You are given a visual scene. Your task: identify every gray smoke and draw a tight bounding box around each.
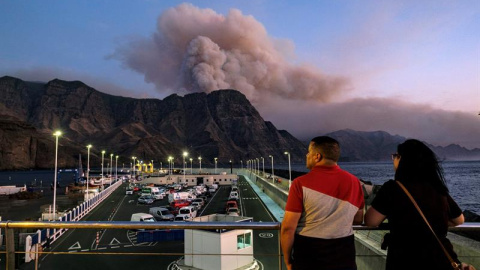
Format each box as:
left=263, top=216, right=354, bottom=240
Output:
left=112, top=3, right=350, bottom=102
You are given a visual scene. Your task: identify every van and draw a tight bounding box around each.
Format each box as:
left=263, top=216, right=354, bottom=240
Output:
left=130, top=213, right=155, bottom=222
left=149, top=207, right=174, bottom=221
left=178, top=206, right=197, bottom=219
left=168, top=192, right=196, bottom=203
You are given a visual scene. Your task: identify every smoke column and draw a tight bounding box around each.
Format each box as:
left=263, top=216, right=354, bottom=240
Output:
left=113, top=3, right=350, bottom=102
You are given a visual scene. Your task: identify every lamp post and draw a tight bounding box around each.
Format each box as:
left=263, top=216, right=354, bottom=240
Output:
left=183, top=152, right=188, bottom=182
left=198, top=157, right=202, bottom=173
left=110, top=153, right=113, bottom=183
left=52, top=130, right=62, bottom=220
left=101, top=150, right=106, bottom=188
left=269, top=155, right=274, bottom=183
left=132, top=156, right=136, bottom=178
left=285, top=151, right=291, bottom=189
left=240, top=160, right=243, bottom=170
left=116, top=155, right=119, bottom=182
left=190, top=158, right=193, bottom=174
left=168, top=156, right=173, bottom=175
left=261, top=157, right=264, bottom=176
left=214, top=157, right=218, bottom=174
left=255, top=158, right=259, bottom=175
left=86, top=144, right=92, bottom=199
left=229, top=160, right=232, bottom=174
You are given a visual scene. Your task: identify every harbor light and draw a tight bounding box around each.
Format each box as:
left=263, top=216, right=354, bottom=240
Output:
left=190, top=158, right=193, bottom=174
left=198, top=157, right=202, bottom=173
left=86, top=144, right=92, bottom=199
left=183, top=152, right=188, bottom=182
left=269, top=155, right=274, bottom=184
left=101, top=150, right=106, bottom=188
left=285, top=151, right=291, bottom=189
left=110, top=153, right=113, bottom=184
left=52, top=130, right=62, bottom=220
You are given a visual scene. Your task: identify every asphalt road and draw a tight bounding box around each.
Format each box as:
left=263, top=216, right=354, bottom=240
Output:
left=21, top=175, right=282, bottom=270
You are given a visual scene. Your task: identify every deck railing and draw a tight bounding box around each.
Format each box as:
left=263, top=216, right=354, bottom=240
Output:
left=1, top=221, right=479, bottom=270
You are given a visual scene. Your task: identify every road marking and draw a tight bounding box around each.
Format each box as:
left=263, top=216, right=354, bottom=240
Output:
left=68, top=242, right=81, bottom=250
left=81, top=249, right=89, bottom=252
left=111, top=246, right=120, bottom=249
left=109, top=238, right=121, bottom=245
left=68, top=250, right=78, bottom=253
left=98, top=247, right=107, bottom=250
left=124, top=245, right=133, bottom=247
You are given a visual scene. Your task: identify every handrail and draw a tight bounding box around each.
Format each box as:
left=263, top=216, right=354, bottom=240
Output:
left=1, top=221, right=479, bottom=231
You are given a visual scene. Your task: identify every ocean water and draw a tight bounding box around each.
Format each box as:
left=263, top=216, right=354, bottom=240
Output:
left=275, top=161, right=480, bottom=215
left=1, top=161, right=479, bottom=214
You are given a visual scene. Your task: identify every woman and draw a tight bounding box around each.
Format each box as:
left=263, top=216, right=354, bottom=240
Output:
left=365, top=139, right=475, bottom=270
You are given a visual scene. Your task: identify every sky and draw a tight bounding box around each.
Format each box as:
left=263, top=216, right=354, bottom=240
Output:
left=1, top=1, right=479, bottom=149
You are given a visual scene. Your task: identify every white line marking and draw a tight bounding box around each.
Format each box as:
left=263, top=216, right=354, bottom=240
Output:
left=98, top=247, right=107, bottom=250
left=68, top=242, right=81, bottom=250
left=111, top=246, right=120, bottom=249
left=81, top=249, right=89, bottom=252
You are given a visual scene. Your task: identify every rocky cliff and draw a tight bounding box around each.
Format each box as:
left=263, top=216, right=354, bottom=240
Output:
left=0, top=76, right=307, bottom=170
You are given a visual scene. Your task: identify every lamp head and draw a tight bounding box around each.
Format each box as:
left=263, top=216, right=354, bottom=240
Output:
left=53, top=130, right=62, bottom=137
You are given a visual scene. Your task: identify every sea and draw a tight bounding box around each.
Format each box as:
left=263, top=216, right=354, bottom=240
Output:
left=274, top=160, right=480, bottom=215
left=0, top=161, right=479, bottom=215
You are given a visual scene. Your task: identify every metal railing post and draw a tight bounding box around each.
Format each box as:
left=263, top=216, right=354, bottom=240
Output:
left=6, top=227, right=15, bottom=270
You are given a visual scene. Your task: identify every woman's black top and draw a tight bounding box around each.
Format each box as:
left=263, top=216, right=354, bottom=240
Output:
left=371, top=180, right=462, bottom=270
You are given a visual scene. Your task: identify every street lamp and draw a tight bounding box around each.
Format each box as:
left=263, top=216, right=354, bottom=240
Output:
left=183, top=152, right=188, bottom=182
left=190, top=158, right=193, bottom=174
left=110, top=153, right=113, bottom=183
left=101, top=150, right=106, bottom=188
left=52, top=130, right=62, bottom=220
left=269, top=155, right=274, bottom=183
left=229, top=159, right=232, bottom=174
left=240, top=160, right=243, bottom=169
left=214, top=157, right=218, bottom=174
left=116, top=155, right=119, bottom=182
left=86, top=144, right=92, bottom=200
left=168, top=156, right=173, bottom=175
left=285, top=151, right=291, bottom=189
left=256, top=158, right=259, bottom=175
left=198, top=157, right=202, bottom=173
left=132, top=156, right=136, bottom=178
left=261, top=157, right=264, bottom=176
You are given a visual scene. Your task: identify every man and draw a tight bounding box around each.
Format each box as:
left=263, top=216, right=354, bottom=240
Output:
left=281, top=136, right=364, bottom=270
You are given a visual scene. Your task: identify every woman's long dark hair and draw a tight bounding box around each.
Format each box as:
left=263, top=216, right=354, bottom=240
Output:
left=394, top=139, right=449, bottom=195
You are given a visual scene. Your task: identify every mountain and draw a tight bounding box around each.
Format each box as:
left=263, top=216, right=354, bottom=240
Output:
left=0, top=76, right=307, bottom=170
left=325, top=129, right=480, bottom=161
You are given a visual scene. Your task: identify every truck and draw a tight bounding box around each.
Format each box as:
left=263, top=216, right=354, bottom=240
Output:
left=168, top=192, right=196, bottom=203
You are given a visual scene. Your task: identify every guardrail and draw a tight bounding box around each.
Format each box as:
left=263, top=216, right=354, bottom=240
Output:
left=1, top=221, right=479, bottom=270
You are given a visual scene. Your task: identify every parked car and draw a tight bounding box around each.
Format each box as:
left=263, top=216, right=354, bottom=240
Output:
left=138, top=195, right=155, bottom=204
left=228, top=191, right=239, bottom=200
left=149, top=207, right=174, bottom=221
left=178, top=206, right=197, bottom=219
left=174, top=214, right=190, bottom=222
left=192, top=198, right=205, bottom=207
left=191, top=201, right=202, bottom=210
left=225, top=200, right=238, bottom=212
left=227, top=207, right=240, bottom=216
left=126, top=188, right=134, bottom=195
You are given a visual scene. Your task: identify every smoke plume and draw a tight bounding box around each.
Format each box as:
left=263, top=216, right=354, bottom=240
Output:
left=112, top=3, right=350, bottom=102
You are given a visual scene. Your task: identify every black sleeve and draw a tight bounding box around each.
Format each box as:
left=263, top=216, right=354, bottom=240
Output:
left=447, top=194, right=462, bottom=219
left=371, top=180, right=394, bottom=216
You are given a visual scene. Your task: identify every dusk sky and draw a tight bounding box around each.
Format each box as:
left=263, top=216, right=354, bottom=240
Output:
left=1, top=1, right=479, bottom=148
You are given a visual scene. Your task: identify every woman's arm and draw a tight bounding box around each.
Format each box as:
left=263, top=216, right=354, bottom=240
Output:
left=448, top=213, right=464, bottom=227
left=365, top=206, right=386, bottom=227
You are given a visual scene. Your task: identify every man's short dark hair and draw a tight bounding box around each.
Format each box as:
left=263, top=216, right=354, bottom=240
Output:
left=311, top=136, right=340, bottom=162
